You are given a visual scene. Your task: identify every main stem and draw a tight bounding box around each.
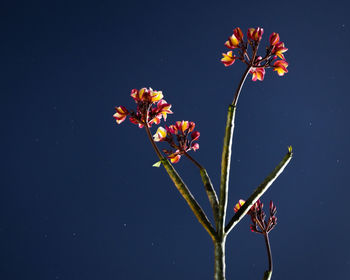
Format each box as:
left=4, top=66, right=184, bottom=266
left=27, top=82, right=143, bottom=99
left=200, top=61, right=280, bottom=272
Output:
left=218, top=66, right=251, bottom=234
left=214, top=237, right=226, bottom=280
left=216, top=66, right=251, bottom=280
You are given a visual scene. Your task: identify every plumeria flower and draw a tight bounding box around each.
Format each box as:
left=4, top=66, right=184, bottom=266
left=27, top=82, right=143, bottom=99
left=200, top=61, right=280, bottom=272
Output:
left=225, top=27, right=244, bottom=49
left=247, top=27, right=264, bottom=43
left=156, top=99, right=172, bottom=121
left=168, top=152, right=181, bottom=164
left=148, top=99, right=173, bottom=126
left=221, top=51, right=236, bottom=67
left=153, top=120, right=200, bottom=163
left=114, top=87, right=173, bottom=128
left=113, top=106, right=129, bottom=124
left=130, top=87, right=163, bottom=103
left=250, top=67, right=265, bottom=81
left=221, top=27, right=289, bottom=80
left=269, top=32, right=280, bottom=46
left=233, top=27, right=244, bottom=42
left=153, top=126, right=167, bottom=142
left=269, top=32, right=288, bottom=59
left=272, top=42, right=288, bottom=59
left=273, top=60, right=288, bottom=76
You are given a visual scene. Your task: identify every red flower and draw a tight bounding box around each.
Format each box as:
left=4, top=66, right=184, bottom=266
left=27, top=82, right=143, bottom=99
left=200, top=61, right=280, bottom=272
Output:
left=220, top=27, right=289, bottom=81
left=221, top=51, right=236, bottom=67
left=168, top=152, right=181, bottom=164
left=247, top=27, right=264, bottom=43
left=191, top=142, right=199, bottom=151
left=191, top=131, right=200, bottom=141
left=153, top=120, right=200, bottom=163
left=225, top=27, right=244, bottom=49
left=130, top=87, right=163, bottom=104
left=113, top=106, right=129, bottom=124
left=273, top=60, right=288, bottom=76
left=269, top=32, right=280, bottom=46
left=272, top=42, right=288, bottom=59
left=250, top=67, right=265, bottom=81
left=233, top=27, right=244, bottom=42
left=114, top=88, right=172, bottom=128
left=149, top=99, right=173, bottom=126
left=153, top=126, right=167, bottom=142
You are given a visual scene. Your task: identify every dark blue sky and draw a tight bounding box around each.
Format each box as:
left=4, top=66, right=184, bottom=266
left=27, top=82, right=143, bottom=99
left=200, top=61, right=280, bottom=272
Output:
left=2, top=0, right=350, bottom=279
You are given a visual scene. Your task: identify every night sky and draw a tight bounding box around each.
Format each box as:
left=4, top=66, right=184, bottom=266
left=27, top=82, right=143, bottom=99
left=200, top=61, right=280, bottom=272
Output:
left=2, top=0, right=350, bottom=279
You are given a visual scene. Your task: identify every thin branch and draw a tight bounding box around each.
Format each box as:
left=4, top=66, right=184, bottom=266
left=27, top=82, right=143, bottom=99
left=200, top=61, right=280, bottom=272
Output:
left=184, top=152, right=219, bottom=227
left=184, top=151, right=203, bottom=169
left=225, top=149, right=292, bottom=235
left=160, top=158, right=217, bottom=240
left=200, top=168, right=219, bottom=227
left=232, top=65, right=252, bottom=106
left=264, top=233, right=273, bottom=272
left=144, top=125, right=217, bottom=240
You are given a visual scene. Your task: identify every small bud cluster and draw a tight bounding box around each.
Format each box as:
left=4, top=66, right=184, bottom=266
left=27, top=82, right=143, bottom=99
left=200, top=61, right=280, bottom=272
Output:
left=234, top=199, right=277, bottom=234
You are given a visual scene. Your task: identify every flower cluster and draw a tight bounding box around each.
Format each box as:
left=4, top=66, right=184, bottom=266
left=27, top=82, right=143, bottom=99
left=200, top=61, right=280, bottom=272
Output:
left=221, top=27, right=288, bottom=81
left=113, top=88, right=172, bottom=128
left=153, top=121, right=200, bottom=163
left=114, top=89, right=201, bottom=164
left=234, top=199, right=277, bottom=234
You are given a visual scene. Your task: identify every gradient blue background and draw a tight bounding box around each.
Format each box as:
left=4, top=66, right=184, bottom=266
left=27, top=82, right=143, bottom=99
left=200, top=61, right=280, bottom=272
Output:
left=2, top=0, right=350, bottom=279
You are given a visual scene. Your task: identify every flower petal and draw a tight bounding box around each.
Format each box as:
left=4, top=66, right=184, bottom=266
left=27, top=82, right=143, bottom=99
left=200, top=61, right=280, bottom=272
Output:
left=113, top=106, right=129, bottom=124
left=221, top=51, right=236, bottom=67
left=153, top=126, right=167, bottom=142
left=168, top=153, right=181, bottom=163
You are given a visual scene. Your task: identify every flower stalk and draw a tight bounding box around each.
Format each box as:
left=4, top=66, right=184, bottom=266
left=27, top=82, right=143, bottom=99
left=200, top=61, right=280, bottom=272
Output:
left=264, top=233, right=273, bottom=273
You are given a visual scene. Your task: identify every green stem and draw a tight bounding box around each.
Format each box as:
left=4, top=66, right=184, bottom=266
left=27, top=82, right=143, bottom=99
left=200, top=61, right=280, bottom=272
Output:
left=200, top=168, right=219, bottom=227
left=218, top=66, right=251, bottom=237
left=217, top=104, right=236, bottom=236
left=184, top=152, right=219, bottom=227
left=225, top=148, right=293, bottom=234
left=144, top=125, right=217, bottom=240
left=262, top=270, right=272, bottom=280
left=160, top=158, right=217, bottom=240
left=214, top=238, right=226, bottom=280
